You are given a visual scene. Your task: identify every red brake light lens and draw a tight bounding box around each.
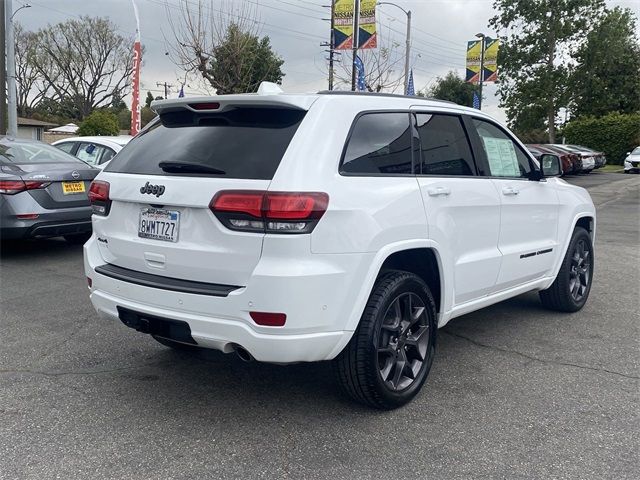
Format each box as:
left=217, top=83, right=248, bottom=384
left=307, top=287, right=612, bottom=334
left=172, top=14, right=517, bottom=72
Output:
left=210, top=191, right=329, bottom=234
left=190, top=102, right=220, bottom=111
left=211, top=191, right=264, bottom=218
left=0, top=180, right=50, bottom=195
left=89, top=180, right=111, bottom=216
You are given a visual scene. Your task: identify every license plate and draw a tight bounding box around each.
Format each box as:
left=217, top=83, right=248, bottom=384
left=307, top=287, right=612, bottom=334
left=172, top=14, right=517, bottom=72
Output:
left=62, top=181, right=85, bottom=195
left=138, top=208, right=180, bottom=243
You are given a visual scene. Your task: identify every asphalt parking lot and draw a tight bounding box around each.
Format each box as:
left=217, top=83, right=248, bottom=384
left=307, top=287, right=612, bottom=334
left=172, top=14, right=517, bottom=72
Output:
left=1, top=172, right=638, bottom=479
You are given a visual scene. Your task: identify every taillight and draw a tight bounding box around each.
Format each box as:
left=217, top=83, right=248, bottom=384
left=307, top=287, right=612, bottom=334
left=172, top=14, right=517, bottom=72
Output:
left=0, top=180, right=50, bottom=195
left=89, top=180, right=111, bottom=216
left=210, top=191, right=329, bottom=234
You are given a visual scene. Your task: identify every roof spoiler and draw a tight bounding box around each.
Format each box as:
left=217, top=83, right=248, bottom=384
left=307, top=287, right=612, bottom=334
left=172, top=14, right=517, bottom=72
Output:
left=151, top=82, right=316, bottom=115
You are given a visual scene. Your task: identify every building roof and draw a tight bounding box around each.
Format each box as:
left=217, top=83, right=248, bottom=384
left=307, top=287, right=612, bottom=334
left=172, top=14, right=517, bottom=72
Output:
left=17, top=117, right=58, bottom=127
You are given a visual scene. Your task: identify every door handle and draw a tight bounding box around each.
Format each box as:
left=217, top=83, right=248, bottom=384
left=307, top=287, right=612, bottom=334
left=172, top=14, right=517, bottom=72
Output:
left=502, top=186, right=519, bottom=196
left=427, top=186, right=451, bottom=197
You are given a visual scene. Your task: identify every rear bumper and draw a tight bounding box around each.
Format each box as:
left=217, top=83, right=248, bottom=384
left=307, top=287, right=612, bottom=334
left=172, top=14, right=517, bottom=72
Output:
left=0, top=218, right=92, bottom=239
left=84, top=235, right=373, bottom=363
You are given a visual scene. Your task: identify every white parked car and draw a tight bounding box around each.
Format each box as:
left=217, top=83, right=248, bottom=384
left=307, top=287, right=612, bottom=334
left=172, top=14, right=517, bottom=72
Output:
left=52, top=136, right=132, bottom=169
left=84, top=87, right=596, bottom=409
left=624, top=147, right=640, bottom=173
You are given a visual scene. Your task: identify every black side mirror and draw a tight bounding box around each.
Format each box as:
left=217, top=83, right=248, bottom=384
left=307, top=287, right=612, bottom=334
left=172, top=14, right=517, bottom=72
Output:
left=540, top=154, right=562, bottom=177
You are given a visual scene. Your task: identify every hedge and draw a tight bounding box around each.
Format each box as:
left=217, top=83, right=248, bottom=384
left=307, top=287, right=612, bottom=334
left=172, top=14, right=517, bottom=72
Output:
left=564, top=112, right=640, bottom=165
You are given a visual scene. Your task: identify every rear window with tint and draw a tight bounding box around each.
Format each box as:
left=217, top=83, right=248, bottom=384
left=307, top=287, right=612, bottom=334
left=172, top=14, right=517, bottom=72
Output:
left=106, top=107, right=306, bottom=179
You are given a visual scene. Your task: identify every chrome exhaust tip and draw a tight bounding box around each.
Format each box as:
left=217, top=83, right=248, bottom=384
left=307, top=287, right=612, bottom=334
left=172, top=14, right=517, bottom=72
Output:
left=234, top=345, right=254, bottom=362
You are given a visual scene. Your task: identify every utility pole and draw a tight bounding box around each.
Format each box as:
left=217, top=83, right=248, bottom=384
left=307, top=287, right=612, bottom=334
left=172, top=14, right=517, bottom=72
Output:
left=156, top=82, right=174, bottom=100
left=350, top=0, right=360, bottom=91
left=6, top=0, right=17, bottom=137
left=1, top=0, right=6, bottom=135
left=476, top=32, right=486, bottom=110
left=328, top=0, right=335, bottom=90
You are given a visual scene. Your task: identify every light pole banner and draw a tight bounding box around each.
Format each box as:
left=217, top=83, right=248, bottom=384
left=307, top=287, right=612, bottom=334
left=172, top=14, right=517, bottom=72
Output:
left=333, top=0, right=377, bottom=50
left=130, top=40, right=141, bottom=136
left=465, top=37, right=499, bottom=83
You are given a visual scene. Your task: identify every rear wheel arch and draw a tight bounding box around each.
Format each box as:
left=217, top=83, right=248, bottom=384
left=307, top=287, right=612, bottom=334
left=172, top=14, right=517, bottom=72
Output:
left=377, top=248, right=443, bottom=315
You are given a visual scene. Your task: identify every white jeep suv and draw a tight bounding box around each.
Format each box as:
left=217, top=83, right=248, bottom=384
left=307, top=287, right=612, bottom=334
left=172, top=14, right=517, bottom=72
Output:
left=84, top=89, right=596, bottom=409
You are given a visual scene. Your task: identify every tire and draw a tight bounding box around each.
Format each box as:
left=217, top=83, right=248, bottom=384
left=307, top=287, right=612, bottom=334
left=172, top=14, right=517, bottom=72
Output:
left=333, top=271, right=437, bottom=410
left=539, top=227, right=594, bottom=312
left=63, top=232, right=91, bottom=245
left=152, top=335, right=201, bottom=351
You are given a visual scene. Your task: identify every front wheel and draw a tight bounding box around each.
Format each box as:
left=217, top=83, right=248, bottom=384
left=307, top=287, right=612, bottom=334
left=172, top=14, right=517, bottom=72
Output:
left=333, top=271, right=437, bottom=410
left=539, top=227, right=594, bottom=312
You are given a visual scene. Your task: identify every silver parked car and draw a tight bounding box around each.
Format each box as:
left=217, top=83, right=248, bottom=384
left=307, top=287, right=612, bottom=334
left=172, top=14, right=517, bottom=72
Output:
left=624, top=147, right=640, bottom=173
left=52, top=135, right=132, bottom=169
left=0, top=137, right=99, bottom=243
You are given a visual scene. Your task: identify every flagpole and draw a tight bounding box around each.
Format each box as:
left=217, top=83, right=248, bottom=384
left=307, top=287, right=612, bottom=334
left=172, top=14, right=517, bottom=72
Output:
left=130, top=0, right=142, bottom=135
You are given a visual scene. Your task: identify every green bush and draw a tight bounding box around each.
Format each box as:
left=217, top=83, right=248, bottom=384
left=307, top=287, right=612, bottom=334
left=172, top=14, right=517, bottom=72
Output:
left=77, top=110, right=120, bottom=136
left=564, top=112, right=640, bottom=164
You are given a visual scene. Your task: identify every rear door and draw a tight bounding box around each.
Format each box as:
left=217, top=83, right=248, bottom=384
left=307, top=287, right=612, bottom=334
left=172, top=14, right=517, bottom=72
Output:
left=467, top=117, right=560, bottom=290
left=95, top=106, right=307, bottom=286
left=413, top=111, right=502, bottom=306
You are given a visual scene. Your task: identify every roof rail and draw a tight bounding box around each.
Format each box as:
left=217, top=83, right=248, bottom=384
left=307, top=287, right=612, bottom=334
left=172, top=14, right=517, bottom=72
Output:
left=316, top=90, right=458, bottom=105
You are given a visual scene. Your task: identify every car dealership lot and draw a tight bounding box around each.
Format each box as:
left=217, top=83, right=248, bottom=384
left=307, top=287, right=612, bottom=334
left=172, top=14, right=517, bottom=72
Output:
left=1, top=173, right=638, bottom=479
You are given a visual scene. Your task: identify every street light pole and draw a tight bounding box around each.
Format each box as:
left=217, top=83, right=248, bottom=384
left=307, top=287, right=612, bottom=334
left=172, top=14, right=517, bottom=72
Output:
left=377, top=2, right=411, bottom=94
left=351, top=0, right=360, bottom=91
left=1, top=0, right=6, bottom=135
left=476, top=32, right=486, bottom=110
left=6, top=0, right=17, bottom=137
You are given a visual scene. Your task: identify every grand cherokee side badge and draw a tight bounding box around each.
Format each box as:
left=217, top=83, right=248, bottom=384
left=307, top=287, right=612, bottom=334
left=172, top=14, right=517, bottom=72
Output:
left=140, top=182, right=165, bottom=197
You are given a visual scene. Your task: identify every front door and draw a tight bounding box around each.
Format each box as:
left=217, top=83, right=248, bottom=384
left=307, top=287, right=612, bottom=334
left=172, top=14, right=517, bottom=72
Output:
left=468, top=117, right=560, bottom=291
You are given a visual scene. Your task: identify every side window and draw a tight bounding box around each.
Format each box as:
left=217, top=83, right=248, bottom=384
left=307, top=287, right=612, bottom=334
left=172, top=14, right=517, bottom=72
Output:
left=76, top=143, right=105, bottom=166
left=341, top=113, right=413, bottom=175
left=472, top=119, right=532, bottom=178
left=415, top=114, right=475, bottom=175
left=100, top=148, right=116, bottom=164
left=55, top=142, right=75, bottom=154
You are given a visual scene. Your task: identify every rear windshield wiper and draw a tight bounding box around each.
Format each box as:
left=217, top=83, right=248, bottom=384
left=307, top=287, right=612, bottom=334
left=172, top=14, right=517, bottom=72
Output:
left=158, top=161, right=226, bottom=175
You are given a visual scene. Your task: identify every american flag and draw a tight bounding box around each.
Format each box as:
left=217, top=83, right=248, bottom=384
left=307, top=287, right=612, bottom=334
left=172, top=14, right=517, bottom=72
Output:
left=406, top=69, right=415, bottom=96
left=355, top=56, right=367, bottom=91
left=473, top=91, right=481, bottom=109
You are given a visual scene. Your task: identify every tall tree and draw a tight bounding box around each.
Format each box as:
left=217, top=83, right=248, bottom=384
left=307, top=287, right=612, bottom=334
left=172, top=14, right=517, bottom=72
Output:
left=490, top=0, right=605, bottom=142
left=167, top=1, right=284, bottom=94
left=570, top=7, right=640, bottom=118
left=14, top=24, right=50, bottom=116
left=426, top=71, right=479, bottom=107
left=32, top=16, right=134, bottom=118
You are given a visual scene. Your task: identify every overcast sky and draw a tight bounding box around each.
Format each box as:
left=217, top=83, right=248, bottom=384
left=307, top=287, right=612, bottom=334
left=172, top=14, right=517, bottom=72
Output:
left=14, top=0, right=640, bottom=123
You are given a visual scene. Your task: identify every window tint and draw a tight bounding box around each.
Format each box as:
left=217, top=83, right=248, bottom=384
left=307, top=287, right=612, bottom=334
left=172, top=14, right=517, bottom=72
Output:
left=472, top=119, right=532, bottom=178
left=107, top=107, right=306, bottom=179
left=341, top=113, right=413, bottom=175
left=0, top=141, right=82, bottom=164
left=415, top=114, right=475, bottom=175
left=76, top=143, right=106, bottom=166
left=55, top=142, right=75, bottom=154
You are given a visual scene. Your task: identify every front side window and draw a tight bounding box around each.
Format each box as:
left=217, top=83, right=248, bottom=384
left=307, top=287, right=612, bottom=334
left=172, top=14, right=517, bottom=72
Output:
left=472, top=119, right=532, bottom=178
left=341, top=112, right=413, bottom=175
left=415, top=114, right=475, bottom=176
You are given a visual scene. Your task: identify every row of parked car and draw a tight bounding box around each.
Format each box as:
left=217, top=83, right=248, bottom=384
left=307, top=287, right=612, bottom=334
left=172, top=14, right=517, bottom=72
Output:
left=526, top=144, right=606, bottom=175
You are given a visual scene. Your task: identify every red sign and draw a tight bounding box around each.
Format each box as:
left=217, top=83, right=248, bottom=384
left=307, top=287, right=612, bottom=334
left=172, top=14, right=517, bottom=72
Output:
left=130, top=41, right=141, bottom=136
